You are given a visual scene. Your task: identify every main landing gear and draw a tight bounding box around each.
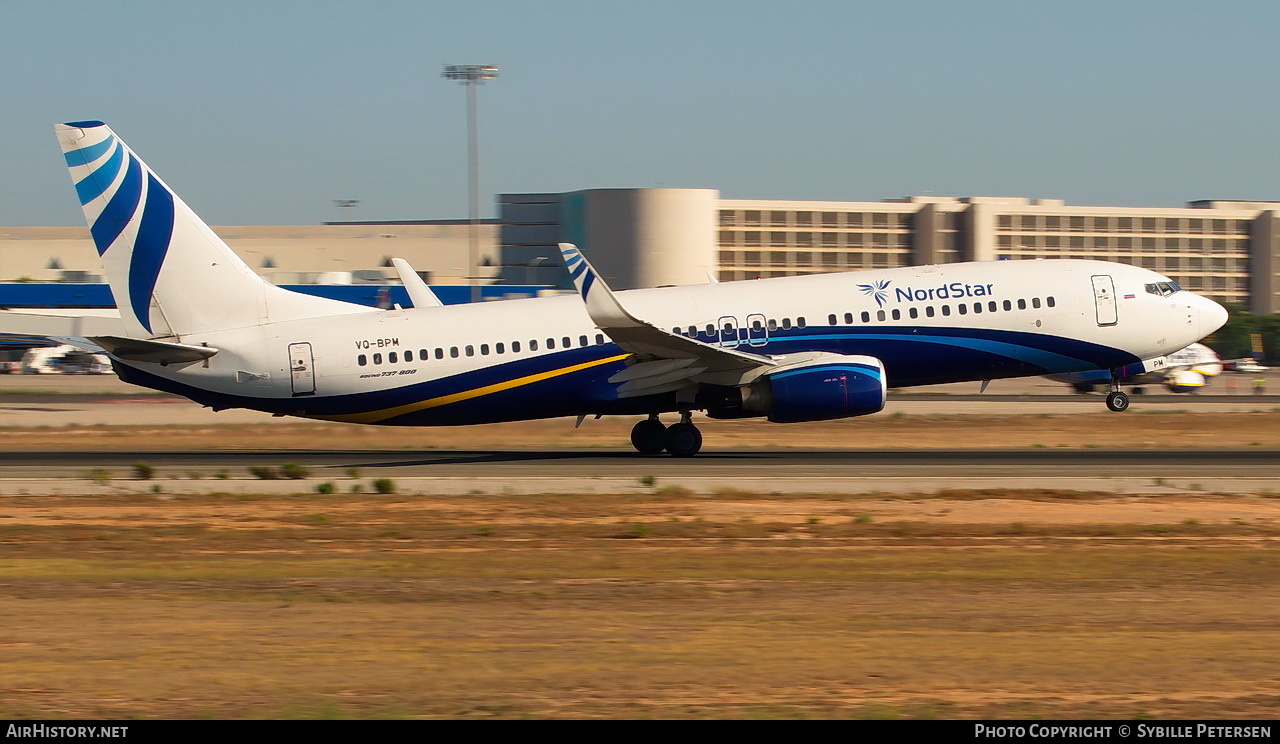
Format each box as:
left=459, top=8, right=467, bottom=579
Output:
left=1105, top=374, right=1130, bottom=413
left=630, top=413, right=703, bottom=457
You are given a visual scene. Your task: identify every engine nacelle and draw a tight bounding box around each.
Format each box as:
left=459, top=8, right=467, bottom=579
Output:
left=742, top=355, right=886, bottom=423
left=1165, top=369, right=1205, bottom=393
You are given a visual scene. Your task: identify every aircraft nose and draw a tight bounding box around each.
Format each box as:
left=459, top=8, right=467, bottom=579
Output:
left=1198, top=294, right=1229, bottom=336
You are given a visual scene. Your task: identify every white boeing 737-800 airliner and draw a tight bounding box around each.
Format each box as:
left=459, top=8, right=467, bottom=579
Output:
left=54, top=121, right=1228, bottom=456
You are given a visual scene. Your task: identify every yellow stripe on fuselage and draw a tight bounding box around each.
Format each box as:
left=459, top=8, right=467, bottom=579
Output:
left=311, top=353, right=630, bottom=424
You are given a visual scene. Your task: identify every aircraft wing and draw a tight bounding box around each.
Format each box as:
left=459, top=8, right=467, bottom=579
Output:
left=557, top=243, right=777, bottom=397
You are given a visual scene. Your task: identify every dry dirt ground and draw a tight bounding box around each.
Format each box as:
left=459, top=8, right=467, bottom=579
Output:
left=1, top=412, right=1279, bottom=719
left=2, top=487, right=1280, bottom=719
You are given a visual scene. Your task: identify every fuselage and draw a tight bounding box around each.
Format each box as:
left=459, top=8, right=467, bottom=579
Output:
left=112, top=258, right=1226, bottom=426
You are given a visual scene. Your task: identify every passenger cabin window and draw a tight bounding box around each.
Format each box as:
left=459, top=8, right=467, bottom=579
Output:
left=496, top=342, right=505, bottom=354
left=435, top=348, right=444, bottom=359
left=828, top=314, right=837, bottom=326
left=450, top=347, right=459, bottom=358
left=797, top=317, right=806, bottom=329
left=988, top=301, right=998, bottom=312
left=844, top=312, right=853, bottom=324
left=579, top=335, right=588, bottom=347
left=546, top=338, right=555, bottom=349
left=357, top=354, right=367, bottom=366
left=389, top=352, right=398, bottom=363
left=909, top=307, right=919, bottom=319
left=957, top=304, right=967, bottom=315
left=404, top=350, right=413, bottom=362
left=973, top=302, right=983, bottom=314
left=1017, top=299, right=1027, bottom=310
left=1003, top=300, right=1013, bottom=311
left=595, top=334, right=605, bottom=345
left=1031, top=298, right=1041, bottom=309
left=782, top=318, right=792, bottom=330
left=891, top=309, right=901, bottom=320
left=465, top=345, right=474, bottom=357
left=860, top=311, right=870, bottom=323
left=876, top=310, right=886, bottom=322
left=513, top=341, right=521, bottom=352
left=373, top=353, right=383, bottom=364
left=530, top=340, right=539, bottom=351
left=1046, top=297, right=1057, bottom=308
left=480, top=344, right=489, bottom=355
left=941, top=305, right=951, bottom=317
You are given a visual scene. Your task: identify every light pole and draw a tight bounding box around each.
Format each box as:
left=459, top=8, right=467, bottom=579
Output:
left=442, top=63, right=499, bottom=303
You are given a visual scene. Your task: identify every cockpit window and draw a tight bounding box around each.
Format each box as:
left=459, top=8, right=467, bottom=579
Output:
left=1144, top=282, right=1181, bottom=297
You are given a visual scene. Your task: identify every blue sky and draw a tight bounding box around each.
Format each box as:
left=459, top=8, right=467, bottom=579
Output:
left=2, top=0, right=1277, bottom=226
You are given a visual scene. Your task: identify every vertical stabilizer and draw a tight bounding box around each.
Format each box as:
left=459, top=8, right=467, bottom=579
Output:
left=55, top=121, right=367, bottom=339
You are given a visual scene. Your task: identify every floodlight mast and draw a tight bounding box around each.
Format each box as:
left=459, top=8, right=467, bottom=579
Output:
left=442, top=64, right=499, bottom=303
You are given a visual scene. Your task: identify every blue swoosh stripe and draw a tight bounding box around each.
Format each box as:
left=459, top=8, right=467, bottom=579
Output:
left=128, top=173, right=176, bottom=333
left=568, top=262, right=587, bottom=280
left=780, top=331, right=1085, bottom=371
left=74, top=141, right=125, bottom=205
left=89, top=154, right=143, bottom=255
left=580, top=270, right=596, bottom=298
left=63, top=135, right=116, bottom=167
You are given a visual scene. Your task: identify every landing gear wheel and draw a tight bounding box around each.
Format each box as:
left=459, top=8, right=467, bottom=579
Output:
left=1106, top=391, right=1130, bottom=412
left=630, top=418, right=668, bottom=455
left=664, top=422, right=703, bottom=458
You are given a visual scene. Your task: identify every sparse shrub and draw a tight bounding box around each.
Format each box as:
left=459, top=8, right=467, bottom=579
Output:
left=314, top=482, right=335, bottom=494
left=132, top=462, right=155, bottom=480
left=344, top=467, right=362, bottom=479
left=638, top=474, right=657, bottom=488
left=87, top=469, right=111, bottom=485
left=655, top=484, right=693, bottom=498
left=372, top=478, right=396, bottom=494
left=631, top=522, right=652, bottom=538
left=280, top=463, right=309, bottom=480
left=349, top=484, right=363, bottom=494
left=249, top=465, right=279, bottom=480
left=475, top=526, right=494, bottom=537
left=854, top=513, right=873, bottom=524
left=215, top=470, right=230, bottom=480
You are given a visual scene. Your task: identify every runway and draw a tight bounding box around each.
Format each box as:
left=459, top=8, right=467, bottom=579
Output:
left=7, top=447, right=1278, bottom=478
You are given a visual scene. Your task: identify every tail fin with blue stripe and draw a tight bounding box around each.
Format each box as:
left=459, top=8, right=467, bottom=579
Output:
left=55, top=121, right=366, bottom=339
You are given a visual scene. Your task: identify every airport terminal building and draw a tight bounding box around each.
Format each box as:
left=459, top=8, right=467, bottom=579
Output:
left=2, top=190, right=1278, bottom=315
left=498, top=190, right=1280, bottom=315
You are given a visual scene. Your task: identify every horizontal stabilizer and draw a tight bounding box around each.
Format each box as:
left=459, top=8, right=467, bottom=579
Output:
left=88, top=335, right=219, bottom=365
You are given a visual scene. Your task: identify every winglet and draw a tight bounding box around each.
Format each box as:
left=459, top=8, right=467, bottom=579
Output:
left=558, top=243, right=641, bottom=328
left=390, top=258, right=444, bottom=308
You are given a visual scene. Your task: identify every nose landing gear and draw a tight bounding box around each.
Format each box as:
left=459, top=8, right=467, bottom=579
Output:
left=630, top=412, right=703, bottom=457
